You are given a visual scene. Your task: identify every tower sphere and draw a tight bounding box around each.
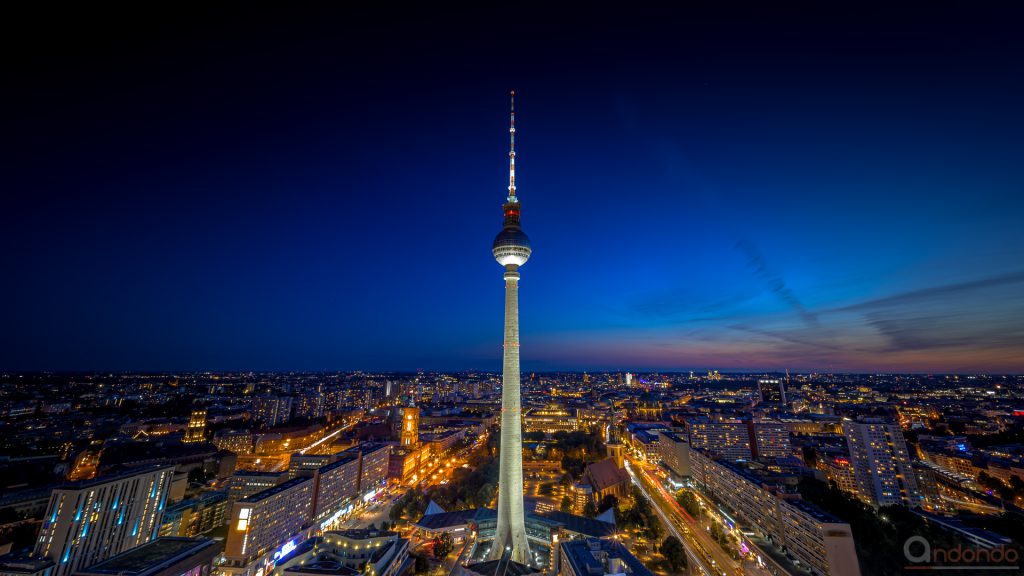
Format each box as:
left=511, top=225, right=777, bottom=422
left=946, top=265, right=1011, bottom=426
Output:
left=493, top=226, right=531, bottom=267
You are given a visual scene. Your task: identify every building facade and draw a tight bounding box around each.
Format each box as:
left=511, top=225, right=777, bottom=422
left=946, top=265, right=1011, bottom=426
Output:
left=690, top=449, right=861, bottom=576
left=842, top=418, right=920, bottom=508
left=184, top=410, right=207, bottom=444
left=35, top=466, right=174, bottom=576
left=251, top=397, right=293, bottom=428
left=686, top=417, right=752, bottom=460
left=656, top=431, right=691, bottom=477
left=222, top=477, right=315, bottom=576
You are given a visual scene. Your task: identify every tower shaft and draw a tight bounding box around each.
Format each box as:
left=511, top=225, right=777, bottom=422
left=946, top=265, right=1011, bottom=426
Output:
left=490, top=265, right=531, bottom=564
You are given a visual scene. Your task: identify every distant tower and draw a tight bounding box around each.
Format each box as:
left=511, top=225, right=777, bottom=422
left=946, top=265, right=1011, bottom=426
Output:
left=489, top=91, right=532, bottom=565
left=184, top=409, right=207, bottom=443
left=401, top=396, right=420, bottom=447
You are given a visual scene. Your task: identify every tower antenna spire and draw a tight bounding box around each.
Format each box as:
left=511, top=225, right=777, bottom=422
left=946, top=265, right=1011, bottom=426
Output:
left=508, top=90, right=516, bottom=202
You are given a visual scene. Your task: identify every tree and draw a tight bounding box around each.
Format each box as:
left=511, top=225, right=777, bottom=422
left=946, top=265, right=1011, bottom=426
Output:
left=709, top=522, right=727, bottom=545
left=434, top=531, right=454, bottom=558
left=560, top=495, right=573, bottom=513
left=583, top=500, right=599, bottom=518
left=659, top=536, right=688, bottom=573
left=597, top=494, right=618, bottom=514
left=676, top=490, right=699, bottom=517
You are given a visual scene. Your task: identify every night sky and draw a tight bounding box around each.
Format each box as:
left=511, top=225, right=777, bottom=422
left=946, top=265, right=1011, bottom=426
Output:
left=3, top=4, right=1023, bottom=373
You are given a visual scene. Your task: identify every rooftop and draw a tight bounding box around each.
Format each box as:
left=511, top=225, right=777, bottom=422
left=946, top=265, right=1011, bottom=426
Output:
left=239, top=476, right=311, bottom=503
left=77, top=538, right=219, bottom=576
left=0, top=554, right=56, bottom=574
left=318, top=455, right=358, bottom=474
left=54, top=464, right=173, bottom=491
left=583, top=458, right=629, bottom=492
left=536, top=511, right=616, bottom=538
left=561, top=538, right=653, bottom=576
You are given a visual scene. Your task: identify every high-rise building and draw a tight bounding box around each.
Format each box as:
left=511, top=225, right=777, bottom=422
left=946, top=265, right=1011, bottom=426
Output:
left=656, top=431, right=691, bottom=477
left=489, top=91, right=532, bottom=566
left=159, top=491, right=229, bottom=537
left=758, top=378, right=787, bottom=405
left=35, top=466, right=174, bottom=576
left=223, top=477, right=314, bottom=568
left=183, top=410, right=207, bottom=444
left=685, top=416, right=752, bottom=460
left=311, top=455, right=361, bottom=526
left=226, top=471, right=285, bottom=503
left=749, top=419, right=792, bottom=459
left=339, top=442, right=390, bottom=497
left=819, top=454, right=859, bottom=496
left=690, top=449, right=861, bottom=576
left=251, top=396, right=292, bottom=428
left=842, top=417, right=921, bottom=508
left=293, top=393, right=324, bottom=420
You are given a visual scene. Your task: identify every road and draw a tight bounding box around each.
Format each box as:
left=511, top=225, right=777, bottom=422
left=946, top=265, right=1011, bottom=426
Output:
left=625, top=458, right=717, bottom=576
left=627, top=456, right=773, bottom=576
left=337, top=492, right=400, bottom=530
left=299, top=420, right=357, bottom=454
left=443, top=539, right=472, bottom=576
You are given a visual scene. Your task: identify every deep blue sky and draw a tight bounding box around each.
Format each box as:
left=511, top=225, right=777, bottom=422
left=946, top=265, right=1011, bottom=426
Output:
left=3, top=4, right=1023, bottom=373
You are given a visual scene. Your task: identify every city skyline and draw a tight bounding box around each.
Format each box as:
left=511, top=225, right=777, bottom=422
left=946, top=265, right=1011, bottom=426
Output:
left=4, top=4, right=1024, bottom=373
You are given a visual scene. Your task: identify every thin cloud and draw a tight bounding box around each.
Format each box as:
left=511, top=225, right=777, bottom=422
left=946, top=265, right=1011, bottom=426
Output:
left=735, top=238, right=819, bottom=327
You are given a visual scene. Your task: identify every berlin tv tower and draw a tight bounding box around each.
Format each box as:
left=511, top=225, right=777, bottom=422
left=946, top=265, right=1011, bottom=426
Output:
left=489, top=90, right=532, bottom=565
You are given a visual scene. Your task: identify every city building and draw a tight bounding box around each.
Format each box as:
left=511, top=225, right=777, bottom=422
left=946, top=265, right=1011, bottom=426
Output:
left=227, top=471, right=285, bottom=503
left=183, top=410, right=207, bottom=444
left=558, top=538, right=652, bottom=576
left=35, top=466, right=174, bottom=576
left=488, top=91, right=532, bottom=566
left=581, top=459, right=630, bottom=504
left=656, top=431, right=690, bottom=477
left=842, top=417, right=921, bottom=508
left=74, top=537, right=220, bottom=576
left=272, top=529, right=409, bottom=576
left=686, top=417, right=751, bottom=460
left=311, top=455, right=360, bottom=527
left=339, top=443, right=389, bottom=497
left=524, top=404, right=578, bottom=434
left=758, top=378, right=787, bottom=405
left=421, top=430, right=464, bottom=456
left=251, top=397, right=293, bottom=428
left=0, top=555, right=54, bottom=576
left=286, top=454, right=334, bottom=480
left=293, top=394, right=324, bottom=420
left=819, top=454, right=858, bottom=496
left=213, top=431, right=254, bottom=456
left=749, top=419, right=792, bottom=459
left=690, top=449, right=861, bottom=576
left=222, top=477, right=315, bottom=576
left=159, top=491, right=228, bottom=538
left=399, top=405, right=419, bottom=447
